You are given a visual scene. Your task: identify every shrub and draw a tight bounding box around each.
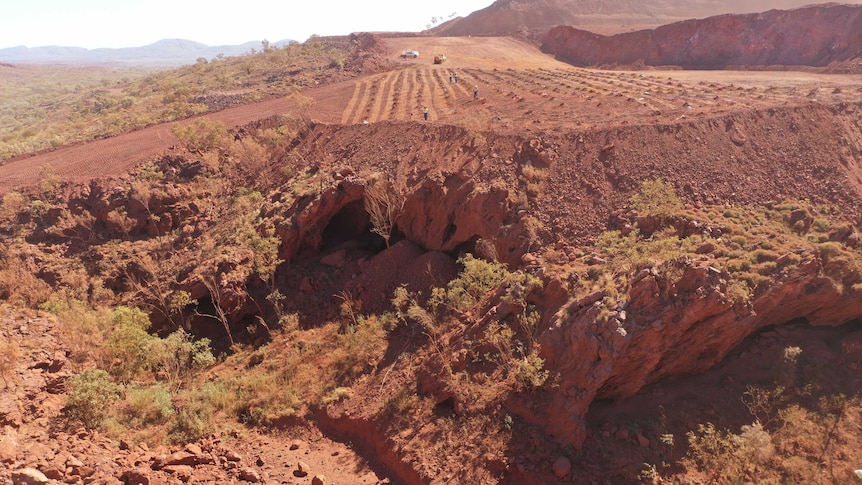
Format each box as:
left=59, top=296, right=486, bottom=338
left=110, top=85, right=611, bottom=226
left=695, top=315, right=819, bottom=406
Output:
left=170, top=404, right=213, bottom=443
left=0, top=191, right=26, bottom=222
left=65, top=369, right=121, bottom=429
left=121, top=383, right=175, bottom=428
left=171, top=118, right=229, bottom=155
left=106, top=306, right=157, bottom=383
left=630, top=179, right=683, bottom=217
left=443, top=254, right=508, bottom=311
left=684, top=421, right=775, bottom=481
left=151, top=329, right=215, bottom=391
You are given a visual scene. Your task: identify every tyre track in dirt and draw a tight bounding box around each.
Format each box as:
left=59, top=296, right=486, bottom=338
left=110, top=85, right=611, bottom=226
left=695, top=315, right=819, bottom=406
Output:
left=371, top=71, right=399, bottom=122
left=388, top=71, right=407, bottom=120
left=401, top=69, right=419, bottom=121
left=4, top=35, right=861, bottom=193
left=414, top=69, right=437, bottom=122
left=341, top=79, right=366, bottom=125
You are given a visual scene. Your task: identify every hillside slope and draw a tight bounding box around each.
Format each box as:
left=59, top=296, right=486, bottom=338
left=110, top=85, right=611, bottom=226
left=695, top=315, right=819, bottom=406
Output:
left=3, top=32, right=862, bottom=485
left=540, top=4, right=862, bottom=68
left=433, top=0, right=862, bottom=36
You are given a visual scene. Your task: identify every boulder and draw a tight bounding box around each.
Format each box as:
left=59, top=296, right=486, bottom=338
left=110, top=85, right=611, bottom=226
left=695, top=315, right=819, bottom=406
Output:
left=294, top=461, right=311, bottom=477
left=0, top=428, right=18, bottom=463
left=11, top=468, right=49, bottom=485
left=239, top=467, right=261, bottom=482
left=552, top=457, right=571, bottom=478
left=121, top=468, right=150, bottom=485
left=312, top=474, right=328, bottom=485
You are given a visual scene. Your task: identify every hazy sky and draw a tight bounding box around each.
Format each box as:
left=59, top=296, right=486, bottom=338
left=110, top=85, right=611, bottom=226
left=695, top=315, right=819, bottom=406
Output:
left=0, top=0, right=494, bottom=49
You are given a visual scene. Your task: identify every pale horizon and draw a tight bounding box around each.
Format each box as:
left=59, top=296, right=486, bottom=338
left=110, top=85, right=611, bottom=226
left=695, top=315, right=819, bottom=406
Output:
left=0, top=0, right=494, bottom=50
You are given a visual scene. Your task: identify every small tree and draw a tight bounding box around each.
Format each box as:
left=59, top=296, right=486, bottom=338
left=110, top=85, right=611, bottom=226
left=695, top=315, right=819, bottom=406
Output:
left=197, top=272, right=234, bottom=347
left=364, top=177, right=404, bottom=248
left=106, top=306, right=158, bottom=383
left=151, top=329, right=215, bottom=392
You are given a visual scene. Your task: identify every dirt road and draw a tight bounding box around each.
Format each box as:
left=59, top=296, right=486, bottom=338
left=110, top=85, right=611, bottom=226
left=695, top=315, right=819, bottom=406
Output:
left=1, top=35, right=860, bottom=193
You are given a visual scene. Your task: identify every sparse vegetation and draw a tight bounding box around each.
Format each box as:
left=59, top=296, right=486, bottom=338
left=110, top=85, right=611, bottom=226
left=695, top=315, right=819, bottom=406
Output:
left=0, top=39, right=355, bottom=161
left=65, top=369, right=121, bottom=430
left=2, top=31, right=862, bottom=485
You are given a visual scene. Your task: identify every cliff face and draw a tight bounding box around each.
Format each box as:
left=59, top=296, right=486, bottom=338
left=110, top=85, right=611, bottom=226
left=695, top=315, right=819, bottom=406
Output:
left=432, top=0, right=862, bottom=36
left=536, top=253, right=862, bottom=446
left=540, top=4, right=862, bottom=68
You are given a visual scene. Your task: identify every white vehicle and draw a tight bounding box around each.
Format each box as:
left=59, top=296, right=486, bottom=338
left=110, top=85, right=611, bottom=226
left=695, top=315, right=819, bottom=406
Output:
left=400, top=50, right=419, bottom=59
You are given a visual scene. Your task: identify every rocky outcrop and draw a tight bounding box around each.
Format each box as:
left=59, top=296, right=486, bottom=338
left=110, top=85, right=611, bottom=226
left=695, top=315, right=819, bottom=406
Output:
left=540, top=4, right=862, bottom=68
left=431, top=0, right=862, bottom=37
left=535, top=253, right=862, bottom=447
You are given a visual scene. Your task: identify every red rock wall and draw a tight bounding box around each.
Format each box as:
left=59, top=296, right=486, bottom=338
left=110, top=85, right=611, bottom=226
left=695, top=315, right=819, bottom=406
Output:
left=540, top=4, right=862, bottom=68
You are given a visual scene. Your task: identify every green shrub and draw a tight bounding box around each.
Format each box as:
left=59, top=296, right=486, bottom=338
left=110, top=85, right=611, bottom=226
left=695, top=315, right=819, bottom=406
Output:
left=171, top=118, right=229, bottom=154
left=122, top=383, right=175, bottom=427
left=630, top=179, right=683, bottom=217
left=151, top=329, right=215, bottom=391
left=65, top=369, right=121, bottom=429
left=106, top=306, right=157, bottom=383
left=170, top=404, right=213, bottom=443
left=442, top=254, right=508, bottom=311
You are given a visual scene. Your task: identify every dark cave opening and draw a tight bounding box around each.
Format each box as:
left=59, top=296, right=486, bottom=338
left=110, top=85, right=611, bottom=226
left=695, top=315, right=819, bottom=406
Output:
left=321, top=201, right=387, bottom=253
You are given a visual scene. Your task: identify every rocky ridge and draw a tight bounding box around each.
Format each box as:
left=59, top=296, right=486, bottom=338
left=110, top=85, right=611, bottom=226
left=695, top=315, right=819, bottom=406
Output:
left=540, top=4, right=862, bottom=69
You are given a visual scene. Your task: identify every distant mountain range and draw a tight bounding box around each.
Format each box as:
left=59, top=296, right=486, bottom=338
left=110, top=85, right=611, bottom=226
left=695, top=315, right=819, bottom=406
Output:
left=0, top=38, right=294, bottom=66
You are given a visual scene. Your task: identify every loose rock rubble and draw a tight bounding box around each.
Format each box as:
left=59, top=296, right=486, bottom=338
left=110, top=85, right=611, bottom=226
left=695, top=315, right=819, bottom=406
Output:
left=0, top=307, right=390, bottom=485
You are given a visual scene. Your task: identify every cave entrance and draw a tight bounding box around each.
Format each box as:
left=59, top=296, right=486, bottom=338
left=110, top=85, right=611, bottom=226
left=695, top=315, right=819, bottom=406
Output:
left=321, top=200, right=387, bottom=253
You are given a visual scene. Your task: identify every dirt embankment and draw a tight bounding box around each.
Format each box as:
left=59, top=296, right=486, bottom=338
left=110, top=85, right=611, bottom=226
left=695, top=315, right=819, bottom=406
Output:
left=540, top=4, right=862, bottom=69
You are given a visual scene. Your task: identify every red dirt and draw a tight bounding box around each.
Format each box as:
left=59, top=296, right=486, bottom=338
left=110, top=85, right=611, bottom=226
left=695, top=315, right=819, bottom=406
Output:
left=0, top=306, right=393, bottom=485
left=3, top=21, right=862, bottom=485
left=3, top=34, right=862, bottom=195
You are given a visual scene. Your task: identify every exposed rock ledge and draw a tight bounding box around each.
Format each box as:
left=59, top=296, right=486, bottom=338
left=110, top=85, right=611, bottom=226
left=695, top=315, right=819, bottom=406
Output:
left=534, top=252, right=861, bottom=447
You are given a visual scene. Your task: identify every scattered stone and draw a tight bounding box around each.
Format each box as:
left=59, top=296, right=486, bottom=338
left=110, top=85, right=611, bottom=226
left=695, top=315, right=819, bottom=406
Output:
left=312, top=474, right=328, bottom=485
left=0, top=429, right=19, bottom=463
left=321, top=250, right=347, bottom=268
left=255, top=455, right=264, bottom=466
left=289, top=440, right=303, bottom=451
left=74, top=465, right=96, bottom=478
left=42, top=467, right=64, bottom=480
left=161, top=450, right=213, bottom=467
left=294, top=461, right=311, bottom=477
left=185, top=443, right=203, bottom=456
left=11, top=468, right=49, bottom=485
left=552, top=456, right=571, bottom=478
left=299, top=277, right=314, bottom=293
left=163, top=465, right=194, bottom=482
left=615, top=428, right=630, bottom=441
left=121, top=468, right=150, bottom=485
left=637, top=433, right=651, bottom=447
left=223, top=449, right=242, bottom=462
left=239, top=467, right=262, bottom=482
